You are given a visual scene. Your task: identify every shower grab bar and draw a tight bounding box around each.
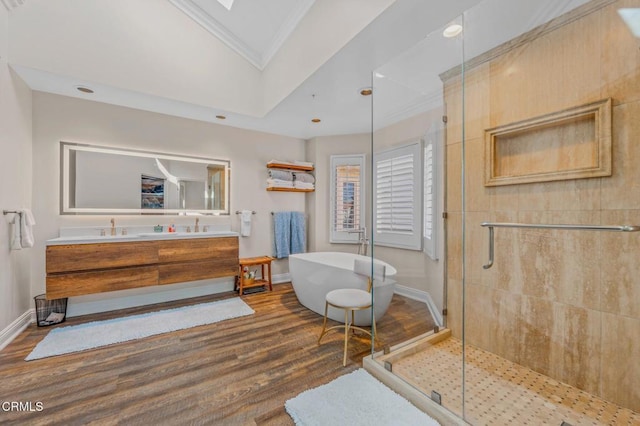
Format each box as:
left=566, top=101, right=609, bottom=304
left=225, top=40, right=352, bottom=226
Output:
left=481, top=222, right=640, bottom=269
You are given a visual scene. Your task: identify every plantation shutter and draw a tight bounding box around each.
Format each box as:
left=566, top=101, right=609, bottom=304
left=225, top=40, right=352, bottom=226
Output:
left=330, top=154, right=365, bottom=243
left=374, top=142, right=422, bottom=250
left=423, top=139, right=437, bottom=260
left=423, top=143, right=433, bottom=240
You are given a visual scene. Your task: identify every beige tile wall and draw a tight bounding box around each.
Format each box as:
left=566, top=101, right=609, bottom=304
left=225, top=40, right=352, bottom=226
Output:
left=445, top=0, right=640, bottom=411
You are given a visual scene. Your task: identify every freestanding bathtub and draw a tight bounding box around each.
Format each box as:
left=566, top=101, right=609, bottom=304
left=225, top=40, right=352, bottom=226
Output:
left=288, top=252, right=397, bottom=326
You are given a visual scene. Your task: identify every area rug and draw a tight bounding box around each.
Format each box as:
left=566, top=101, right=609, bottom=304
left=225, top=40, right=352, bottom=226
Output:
left=25, top=298, right=254, bottom=361
left=285, top=369, right=440, bottom=425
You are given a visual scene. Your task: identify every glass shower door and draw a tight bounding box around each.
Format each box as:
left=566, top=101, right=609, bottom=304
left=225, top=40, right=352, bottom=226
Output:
left=370, top=15, right=466, bottom=421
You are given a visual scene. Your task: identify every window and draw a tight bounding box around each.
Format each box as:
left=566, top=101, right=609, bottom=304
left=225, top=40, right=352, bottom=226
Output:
left=330, top=154, right=365, bottom=243
left=374, top=141, right=422, bottom=250
left=423, top=133, right=438, bottom=260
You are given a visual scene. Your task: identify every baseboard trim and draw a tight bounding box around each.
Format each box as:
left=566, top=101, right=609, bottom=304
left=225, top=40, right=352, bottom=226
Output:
left=272, top=273, right=290, bottom=284
left=0, top=309, right=34, bottom=351
left=394, top=285, right=443, bottom=327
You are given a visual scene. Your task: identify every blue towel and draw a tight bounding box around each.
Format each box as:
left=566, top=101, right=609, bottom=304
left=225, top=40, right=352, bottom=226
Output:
left=273, top=212, right=291, bottom=259
left=290, top=212, right=306, bottom=254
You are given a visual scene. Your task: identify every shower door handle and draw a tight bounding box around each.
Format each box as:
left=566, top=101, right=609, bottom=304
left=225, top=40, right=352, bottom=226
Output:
left=482, top=226, right=494, bottom=270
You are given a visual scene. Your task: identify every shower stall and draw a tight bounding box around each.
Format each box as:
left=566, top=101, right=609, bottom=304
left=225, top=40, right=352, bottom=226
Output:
left=366, top=0, right=640, bottom=424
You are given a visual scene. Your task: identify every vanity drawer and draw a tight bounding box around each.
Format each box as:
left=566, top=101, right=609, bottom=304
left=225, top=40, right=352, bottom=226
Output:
left=46, top=241, right=159, bottom=274
left=159, top=258, right=238, bottom=285
left=157, top=237, right=239, bottom=263
left=46, top=266, right=159, bottom=299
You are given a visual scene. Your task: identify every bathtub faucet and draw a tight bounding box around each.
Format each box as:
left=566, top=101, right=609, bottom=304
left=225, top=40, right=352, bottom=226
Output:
left=348, top=226, right=369, bottom=256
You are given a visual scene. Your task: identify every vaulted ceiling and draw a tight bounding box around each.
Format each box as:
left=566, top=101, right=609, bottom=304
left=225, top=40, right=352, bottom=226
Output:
left=5, top=0, right=592, bottom=139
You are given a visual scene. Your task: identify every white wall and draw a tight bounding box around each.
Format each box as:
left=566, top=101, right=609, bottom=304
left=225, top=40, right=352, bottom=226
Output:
left=32, top=92, right=306, bottom=314
left=0, top=6, right=33, bottom=337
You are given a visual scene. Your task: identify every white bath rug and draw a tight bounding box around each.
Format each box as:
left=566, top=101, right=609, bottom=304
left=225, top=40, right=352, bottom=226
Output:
left=26, top=298, right=254, bottom=361
left=285, top=369, right=440, bottom=426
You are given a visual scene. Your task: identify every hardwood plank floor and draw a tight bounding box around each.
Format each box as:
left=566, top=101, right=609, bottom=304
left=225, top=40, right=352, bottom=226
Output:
left=0, top=284, right=434, bottom=425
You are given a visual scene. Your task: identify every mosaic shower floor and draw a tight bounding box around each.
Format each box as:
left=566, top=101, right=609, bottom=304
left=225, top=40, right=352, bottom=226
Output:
left=390, top=338, right=640, bottom=425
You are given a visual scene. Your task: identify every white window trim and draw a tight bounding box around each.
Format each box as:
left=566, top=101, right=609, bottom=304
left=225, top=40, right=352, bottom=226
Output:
left=373, top=141, right=423, bottom=251
left=330, top=154, right=365, bottom=244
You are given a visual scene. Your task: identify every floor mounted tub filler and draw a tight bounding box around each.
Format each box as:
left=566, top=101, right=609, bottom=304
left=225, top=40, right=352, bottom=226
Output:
left=288, top=252, right=397, bottom=326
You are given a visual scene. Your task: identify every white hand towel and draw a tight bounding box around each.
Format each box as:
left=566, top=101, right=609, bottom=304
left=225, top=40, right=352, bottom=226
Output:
left=19, top=208, right=36, bottom=248
left=10, top=214, right=22, bottom=250
left=240, top=210, right=252, bottom=237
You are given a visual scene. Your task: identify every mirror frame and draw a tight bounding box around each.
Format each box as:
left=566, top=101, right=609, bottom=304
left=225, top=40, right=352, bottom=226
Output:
left=60, top=142, right=231, bottom=215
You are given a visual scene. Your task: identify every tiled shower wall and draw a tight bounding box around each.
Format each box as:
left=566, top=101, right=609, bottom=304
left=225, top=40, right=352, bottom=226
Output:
left=444, top=0, right=640, bottom=411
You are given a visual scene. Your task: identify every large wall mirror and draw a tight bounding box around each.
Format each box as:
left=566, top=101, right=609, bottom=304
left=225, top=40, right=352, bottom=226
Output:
left=61, top=142, right=230, bottom=215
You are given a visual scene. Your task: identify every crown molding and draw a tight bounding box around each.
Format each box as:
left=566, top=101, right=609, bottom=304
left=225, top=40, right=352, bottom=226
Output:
left=169, top=0, right=262, bottom=69
left=2, top=0, right=26, bottom=11
left=170, top=0, right=315, bottom=71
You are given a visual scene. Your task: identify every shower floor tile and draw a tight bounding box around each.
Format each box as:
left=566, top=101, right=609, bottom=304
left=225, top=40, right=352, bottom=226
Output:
left=390, top=338, right=640, bottom=425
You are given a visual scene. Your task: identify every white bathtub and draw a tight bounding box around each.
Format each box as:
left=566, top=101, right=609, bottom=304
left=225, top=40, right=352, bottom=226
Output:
left=289, top=252, right=397, bottom=326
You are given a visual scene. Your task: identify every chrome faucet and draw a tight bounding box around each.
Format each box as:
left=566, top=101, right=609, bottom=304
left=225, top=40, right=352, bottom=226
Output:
left=348, top=226, right=369, bottom=256
left=195, top=217, right=200, bottom=233
left=110, top=218, right=116, bottom=236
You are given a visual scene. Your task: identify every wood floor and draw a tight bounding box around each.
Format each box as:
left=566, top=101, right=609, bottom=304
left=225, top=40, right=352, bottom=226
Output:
left=0, top=284, right=434, bottom=425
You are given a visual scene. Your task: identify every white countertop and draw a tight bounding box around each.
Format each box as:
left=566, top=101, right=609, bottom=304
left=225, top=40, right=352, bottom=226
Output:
left=46, top=231, right=239, bottom=245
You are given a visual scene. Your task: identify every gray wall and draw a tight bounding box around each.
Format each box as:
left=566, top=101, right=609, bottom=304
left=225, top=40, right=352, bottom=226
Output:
left=0, top=5, right=33, bottom=338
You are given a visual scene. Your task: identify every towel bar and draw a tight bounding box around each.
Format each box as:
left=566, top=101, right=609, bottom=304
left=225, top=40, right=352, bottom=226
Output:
left=3, top=210, right=20, bottom=215
left=481, top=222, right=640, bottom=269
left=235, top=210, right=256, bottom=214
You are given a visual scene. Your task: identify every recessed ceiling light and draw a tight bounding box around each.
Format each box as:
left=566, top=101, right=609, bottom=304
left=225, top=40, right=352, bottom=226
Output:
left=443, top=24, right=463, bottom=38
left=75, top=86, right=94, bottom=94
left=215, top=115, right=226, bottom=120
left=311, top=118, right=321, bottom=123
left=360, top=88, right=373, bottom=96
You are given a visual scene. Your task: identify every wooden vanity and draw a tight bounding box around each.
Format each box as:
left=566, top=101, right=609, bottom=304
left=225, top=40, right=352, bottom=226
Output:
left=46, top=236, right=239, bottom=299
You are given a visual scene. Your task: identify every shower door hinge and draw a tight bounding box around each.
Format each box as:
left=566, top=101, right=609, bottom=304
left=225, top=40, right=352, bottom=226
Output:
left=442, top=115, right=448, bottom=124
left=442, top=212, right=448, bottom=219
left=442, top=308, right=448, bottom=316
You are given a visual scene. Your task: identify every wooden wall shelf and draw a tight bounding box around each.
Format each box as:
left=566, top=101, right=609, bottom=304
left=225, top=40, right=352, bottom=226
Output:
left=266, top=162, right=314, bottom=192
left=267, top=163, right=313, bottom=172
left=266, top=187, right=314, bottom=192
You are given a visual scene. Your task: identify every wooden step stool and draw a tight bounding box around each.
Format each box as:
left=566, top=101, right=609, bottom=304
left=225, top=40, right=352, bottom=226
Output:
left=237, top=256, right=273, bottom=296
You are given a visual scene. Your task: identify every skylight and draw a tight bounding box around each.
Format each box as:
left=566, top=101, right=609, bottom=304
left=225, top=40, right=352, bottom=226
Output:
left=216, top=0, right=234, bottom=11
left=619, top=9, right=640, bottom=38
